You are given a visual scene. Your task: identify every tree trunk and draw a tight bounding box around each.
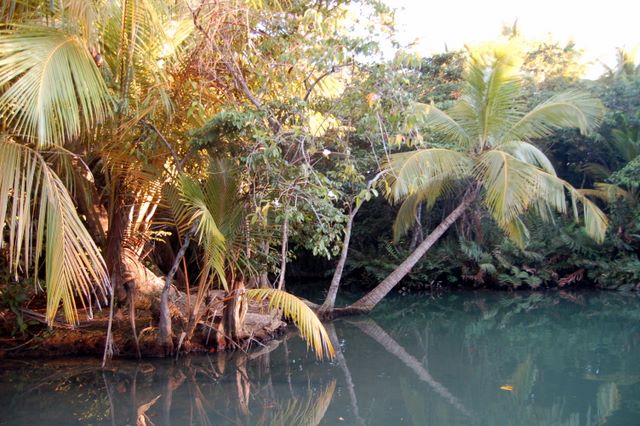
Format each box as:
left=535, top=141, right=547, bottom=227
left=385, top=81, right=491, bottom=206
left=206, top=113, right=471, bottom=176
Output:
left=159, top=223, right=196, bottom=354
left=277, top=212, right=289, bottom=290
left=341, top=187, right=479, bottom=314
left=257, top=242, right=271, bottom=288
left=105, top=191, right=128, bottom=301
left=223, top=279, right=248, bottom=344
left=408, top=203, right=423, bottom=251
left=318, top=204, right=358, bottom=317
left=105, top=187, right=164, bottom=306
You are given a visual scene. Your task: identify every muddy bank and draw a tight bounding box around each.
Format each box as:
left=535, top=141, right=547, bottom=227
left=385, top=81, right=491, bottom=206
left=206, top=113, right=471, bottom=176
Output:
left=0, top=300, right=286, bottom=359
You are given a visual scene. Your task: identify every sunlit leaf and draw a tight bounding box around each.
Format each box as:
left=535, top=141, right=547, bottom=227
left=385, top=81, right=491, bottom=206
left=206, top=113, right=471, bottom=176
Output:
left=0, top=140, right=110, bottom=324
left=246, top=288, right=335, bottom=360
left=0, top=26, right=112, bottom=147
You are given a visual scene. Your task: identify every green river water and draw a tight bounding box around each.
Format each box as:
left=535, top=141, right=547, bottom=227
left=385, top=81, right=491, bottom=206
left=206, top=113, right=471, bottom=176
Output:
left=1, top=291, right=640, bottom=425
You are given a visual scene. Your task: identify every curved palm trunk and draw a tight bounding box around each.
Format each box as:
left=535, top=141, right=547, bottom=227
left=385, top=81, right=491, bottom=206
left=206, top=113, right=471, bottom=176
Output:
left=318, top=204, right=358, bottom=317
left=340, top=187, right=479, bottom=315
left=223, top=279, right=248, bottom=344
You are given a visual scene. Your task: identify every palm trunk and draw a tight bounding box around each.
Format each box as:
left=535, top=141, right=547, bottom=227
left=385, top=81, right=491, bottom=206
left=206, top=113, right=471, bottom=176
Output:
left=318, top=204, right=358, bottom=316
left=341, top=187, right=479, bottom=314
left=105, top=190, right=127, bottom=301
left=223, top=279, right=248, bottom=344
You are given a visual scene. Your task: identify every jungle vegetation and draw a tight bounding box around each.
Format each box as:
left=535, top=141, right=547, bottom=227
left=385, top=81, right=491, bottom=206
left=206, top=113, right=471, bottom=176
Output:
left=0, top=0, right=638, bottom=358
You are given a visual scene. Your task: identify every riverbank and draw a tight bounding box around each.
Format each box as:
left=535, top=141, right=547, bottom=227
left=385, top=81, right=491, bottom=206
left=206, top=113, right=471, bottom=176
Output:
left=0, top=299, right=286, bottom=359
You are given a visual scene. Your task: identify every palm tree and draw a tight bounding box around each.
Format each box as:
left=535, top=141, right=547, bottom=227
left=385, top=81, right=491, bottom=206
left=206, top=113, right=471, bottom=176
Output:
left=1, top=2, right=336, bottom=362
left=0, top=2, right=114, bottom=324
left=0, top=140, right=111, bottom=324
left=0, top=0, right=201, bottom=323
left=339, top=54, right=608, bottom=314
left=162, top=159, right=335, bottom=359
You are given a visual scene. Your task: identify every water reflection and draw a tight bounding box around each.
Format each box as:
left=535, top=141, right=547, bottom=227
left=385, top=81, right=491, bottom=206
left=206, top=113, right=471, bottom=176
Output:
left=1, top=291, right=640, bottom=425
left=349, top=319, right=472, bottom=418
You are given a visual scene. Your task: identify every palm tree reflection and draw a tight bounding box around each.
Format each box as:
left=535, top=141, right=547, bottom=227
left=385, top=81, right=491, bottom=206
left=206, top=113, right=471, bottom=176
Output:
left=350, top=318, right=473, bottom=418
left=97, top=346, right=337, bottom=425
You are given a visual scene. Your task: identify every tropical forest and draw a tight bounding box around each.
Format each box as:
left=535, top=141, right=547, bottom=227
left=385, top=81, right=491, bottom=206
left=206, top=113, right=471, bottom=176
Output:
left=0, top=0, right=639, bottom=424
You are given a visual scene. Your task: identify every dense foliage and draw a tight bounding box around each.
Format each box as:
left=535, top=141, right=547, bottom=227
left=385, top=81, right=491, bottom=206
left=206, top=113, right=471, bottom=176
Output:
left=0, top=0, right=639, bottom=354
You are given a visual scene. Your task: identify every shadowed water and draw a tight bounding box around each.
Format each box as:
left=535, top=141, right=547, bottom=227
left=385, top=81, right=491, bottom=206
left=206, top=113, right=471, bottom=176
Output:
left=1, top=291, right=640, bottom=425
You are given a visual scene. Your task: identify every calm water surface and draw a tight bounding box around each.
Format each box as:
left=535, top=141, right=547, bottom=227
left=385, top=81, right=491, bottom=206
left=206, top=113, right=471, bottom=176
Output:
left=1, top=291, right=640, bottom=425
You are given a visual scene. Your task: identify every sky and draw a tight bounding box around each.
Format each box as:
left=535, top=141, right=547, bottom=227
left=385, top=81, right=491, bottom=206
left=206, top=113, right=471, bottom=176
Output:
left=388, top=0, right=639, bottom=78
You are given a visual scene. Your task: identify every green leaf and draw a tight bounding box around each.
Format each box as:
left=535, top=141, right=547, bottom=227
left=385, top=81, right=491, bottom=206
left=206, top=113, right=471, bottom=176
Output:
left=504, top=90, right=604, bottom=141
left=0, top=26, right=112, bottom=147
left=246, top=288, right=335, bottom=360
left=0, top=140, right=110, bottom=324
left=384, top=148, right=471, bottom=203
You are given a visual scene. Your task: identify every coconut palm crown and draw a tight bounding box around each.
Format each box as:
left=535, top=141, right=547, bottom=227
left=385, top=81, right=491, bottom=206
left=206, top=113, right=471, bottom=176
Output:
left=386, top=54, right=608, bottom=247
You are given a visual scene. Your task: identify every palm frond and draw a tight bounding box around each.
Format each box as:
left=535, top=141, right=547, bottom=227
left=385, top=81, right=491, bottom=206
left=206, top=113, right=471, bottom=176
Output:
left=161, top=183, right=191, bottom=232
left=384, top=148, right=471, bottom=203
left=456, top=57, right=522, bottom=144
left=503, top=216, right=530, bottom=248
left=245, top=288, right=335, bottom=360
left=267, top=380, right=336, bottom=426
left=497, top=141, right=556, bottom=175
left=505, top=90, right=604, bottom=141
left=100, top=0, right=193, bottom=115
left=1, top=0, right=54, bottom=23
left=580, top=162, right=613, bottom=180
left=611, top=128, right=640, bottom=162
left=534, top=171, right=608, bottom=243
left=446, top=100, right=482, bottom=145
left=63, top=0, right=100, bottom=44
left=477, top=150, right=608, bottom=245
left=170, top=160, right=251, bottom=291
left=392, top=178, right=455, bottom=241
left=563, top=183, right=608, bottom=243
left=405, top=102, right=471, bottom=148
left=0, top=141, right=110, bottom=324
left=476, top=150, right=542, bottom=230
left=393, top=193, right=422, bottom=243
left=176, top=173, right=227, bottom=290
left=579, top=183, right=633, bottom=202
left=178, top=174, right=225, bottom=243
left=0, top=26, right=112, bottom=147
left=467, top=57, right=522, bottom=145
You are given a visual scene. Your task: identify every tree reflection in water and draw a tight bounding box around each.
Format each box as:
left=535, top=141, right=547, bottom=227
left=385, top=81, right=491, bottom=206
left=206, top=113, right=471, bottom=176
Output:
left=98, top=346, right=337, bottom=425
left=1, top=292, right=640, bottom=425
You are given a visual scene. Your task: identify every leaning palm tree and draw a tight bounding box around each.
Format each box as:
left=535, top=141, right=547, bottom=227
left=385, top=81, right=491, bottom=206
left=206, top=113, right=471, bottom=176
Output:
left=341, top=54, right=608, bottom=314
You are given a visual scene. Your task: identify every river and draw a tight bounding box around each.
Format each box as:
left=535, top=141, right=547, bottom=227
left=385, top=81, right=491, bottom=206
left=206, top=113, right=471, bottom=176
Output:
left=1, top=291, right=639, bottom=425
